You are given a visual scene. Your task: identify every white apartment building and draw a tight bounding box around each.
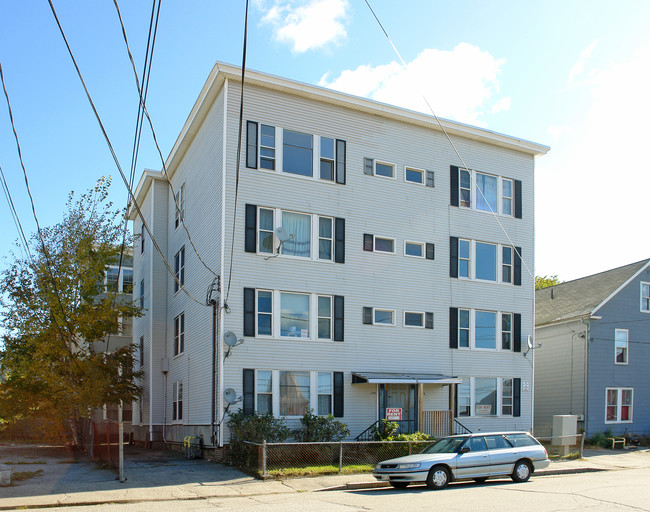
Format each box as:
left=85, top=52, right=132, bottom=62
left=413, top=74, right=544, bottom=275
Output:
left=128, top=62, right=548, bottom=447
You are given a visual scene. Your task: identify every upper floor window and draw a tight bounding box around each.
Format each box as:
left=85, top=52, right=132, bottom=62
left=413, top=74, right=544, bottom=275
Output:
left=364, top=157, right=395, bottom=179
left=244, top=288, right=343, bottom=341
left=139, top=279, right=144, bottom=309
left=450, top=237, right=521, bottom=285
left=174, top=313, right=185, bottom=356
left=451, top=165, right=522, bottom=218
left=450, top=308, right=521, bottom=352
left=247, top=121, right=346, bottom=183
left=139, top=336, right=144, bottom=369
left=105, top=265, right=134, bottom=294
left=174, top=183, right=185, bottom=230
left=363, top=234, right=395, bottom=254
left=140, top=223, right=145, bottom=254
left=641, top=282, right=650, bottom=312
left=245, top=204, right=344, bottom=263
left=615, top=329, right=628, bottom=364
left=606, top=387, right=632, bottom=423
left=174, top=246, right=185, bottom=293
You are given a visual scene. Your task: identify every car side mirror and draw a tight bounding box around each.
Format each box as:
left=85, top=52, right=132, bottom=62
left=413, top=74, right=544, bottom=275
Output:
left=460, top=446, right=471, bottom=453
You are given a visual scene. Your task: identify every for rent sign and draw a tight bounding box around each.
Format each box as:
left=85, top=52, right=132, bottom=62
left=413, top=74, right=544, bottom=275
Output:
left=386, top=408, right=402, bottom=421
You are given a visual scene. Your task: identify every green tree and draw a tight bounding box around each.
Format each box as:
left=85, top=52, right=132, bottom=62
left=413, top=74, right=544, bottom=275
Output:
left=535, top=275, right=561, bottom=290
left=0, top=178, right=142, bottom=445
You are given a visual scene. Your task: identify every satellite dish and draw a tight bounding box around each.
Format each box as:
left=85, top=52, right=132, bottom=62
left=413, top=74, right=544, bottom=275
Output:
left=224, top=331, right=238, bottom=347
left=276, top=226, right=291, bottom=242
left=527, top=336, right=533, bottom=350
left=223, top=388, right=238, bottom=404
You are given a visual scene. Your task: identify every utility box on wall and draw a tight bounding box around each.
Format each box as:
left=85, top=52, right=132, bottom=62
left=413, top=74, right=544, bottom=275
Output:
left=552, top=415, right=578, bottom=456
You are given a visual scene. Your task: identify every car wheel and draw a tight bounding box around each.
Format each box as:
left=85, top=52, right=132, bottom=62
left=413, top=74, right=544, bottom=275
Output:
left=473, top=477, right=488, bottom=483
left=511, top=460, right=532, bottom=483
left=426, top=465, right=450, bottom=490
left=389, top=481, right=409, bottom=489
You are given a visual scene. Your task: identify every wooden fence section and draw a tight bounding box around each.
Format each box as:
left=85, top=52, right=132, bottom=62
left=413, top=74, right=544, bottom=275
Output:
left=421, top=410, right=452, bottom=437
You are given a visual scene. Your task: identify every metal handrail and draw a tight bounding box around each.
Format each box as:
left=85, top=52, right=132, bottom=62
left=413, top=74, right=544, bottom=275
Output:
left=453, top=418, right=472, bottom=434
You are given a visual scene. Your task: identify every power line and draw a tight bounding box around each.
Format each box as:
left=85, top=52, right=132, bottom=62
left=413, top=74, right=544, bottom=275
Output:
left=0, top=163, right=33, bottom=263
left=111, top=0, right=219, bottom=281
left=225, top=0, right=250, bottom=306
left=46, top=0, right=204, bottom=306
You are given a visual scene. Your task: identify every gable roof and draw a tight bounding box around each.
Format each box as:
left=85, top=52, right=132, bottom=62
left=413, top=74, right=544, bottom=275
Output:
left=535, top=259, right=650, bottom=326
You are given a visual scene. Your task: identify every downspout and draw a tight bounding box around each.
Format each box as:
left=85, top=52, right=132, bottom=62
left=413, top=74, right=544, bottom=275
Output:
left=582, top=317, right=590, bottom=435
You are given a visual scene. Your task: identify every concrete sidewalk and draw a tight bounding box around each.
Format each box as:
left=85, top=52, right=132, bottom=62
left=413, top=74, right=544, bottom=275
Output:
left=1, top=444, right=649, bottom=510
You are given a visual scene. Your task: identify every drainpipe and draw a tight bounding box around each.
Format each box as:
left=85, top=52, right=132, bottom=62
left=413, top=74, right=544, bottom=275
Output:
left=581, top=318, right=590, bottom=435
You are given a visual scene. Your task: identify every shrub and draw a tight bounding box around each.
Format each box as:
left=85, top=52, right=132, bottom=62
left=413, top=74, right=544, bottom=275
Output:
left=392, top=431, right=434, bottom=442
left=293, top=409, right=350, bottom=442
left=226, top=411, right=290, bottom=467
left=372, top=419, right=400, bottom=440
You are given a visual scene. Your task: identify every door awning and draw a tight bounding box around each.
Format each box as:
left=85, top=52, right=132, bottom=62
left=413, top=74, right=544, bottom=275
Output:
left=351, top=372, right=462, bottom=384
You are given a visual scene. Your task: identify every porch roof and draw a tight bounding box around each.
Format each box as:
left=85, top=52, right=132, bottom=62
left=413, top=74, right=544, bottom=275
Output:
left=351, top=372, right=462, bottom=384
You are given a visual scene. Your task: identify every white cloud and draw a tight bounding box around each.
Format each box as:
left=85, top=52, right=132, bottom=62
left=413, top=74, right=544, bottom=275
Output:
left=568, top=40, right=598, bottom=85
left=319, top=43, right=509, bottom=126
left=536, top=45, right=650, bottom=280
left=257, top=0, right=350, bottom=53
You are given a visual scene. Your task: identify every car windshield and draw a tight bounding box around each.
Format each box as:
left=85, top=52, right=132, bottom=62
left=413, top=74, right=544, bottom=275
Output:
left=421, top=436, right=467, bottom=454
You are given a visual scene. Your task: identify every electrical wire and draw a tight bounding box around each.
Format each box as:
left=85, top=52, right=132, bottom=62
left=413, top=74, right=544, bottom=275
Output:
left=224, top=0, right=249, bottom=306
left=0, top=162, right=33, bottom=263
left=111, top=0, right=219, bottom=281
left=46, top=0, right=204, bottom=306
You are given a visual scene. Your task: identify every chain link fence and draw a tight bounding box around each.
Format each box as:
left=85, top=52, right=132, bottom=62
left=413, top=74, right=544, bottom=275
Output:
left=92, top=420, right=120, bottom=471
left=241, top=440, right=434, bottom=478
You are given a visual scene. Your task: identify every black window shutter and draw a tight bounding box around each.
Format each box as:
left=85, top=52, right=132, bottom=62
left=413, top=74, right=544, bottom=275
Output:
left=333, top=372, right=344, bottom=417
left=363, top=233, right=374, bottom=252
left=450, top=165, right=459, bottom=207
left=449, top=237, right=459, bottom=278
left=335, top=218, right=345, bottom=263
left=449, top=307, right=459, bottom=349
left=513, top=378, right=521, bottom=417
left=245, top=204, right=257, bottom=253
left=514, top=180, right=522, bottom=219
left=336, top=139, right=346, bottom=184
left=334, top=295, right=344, bottom=341
left=246, top=121, right=258, bottom=169
left=426, top=243, right=435, bottom=260
left=514, top=247, right=522, bottom=286
left=362, top=307, right=373, bottom=325
left=243, top=288, right=255, bottom=337
left=243, top=369, right=255, bottom=415
left=364, top=157, right=374, bottom=175
left=425, top=312, right=434, bottom=329
left=513, top=313, right=521, bottom=353
left=426, top=170, right=435, bottom=188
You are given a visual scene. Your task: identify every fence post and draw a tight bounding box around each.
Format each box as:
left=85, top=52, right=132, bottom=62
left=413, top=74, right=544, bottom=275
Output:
left=262, top=440, right=267, bottom=479
left=408, top=442, right=412, bottom=455
left=580, top=433, right=585, bottom=458
left=339, top=442, right=343, bottom=473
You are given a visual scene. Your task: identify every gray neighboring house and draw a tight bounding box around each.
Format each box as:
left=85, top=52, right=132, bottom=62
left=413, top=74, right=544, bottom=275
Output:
left=534, top=259, right=650, bottom=436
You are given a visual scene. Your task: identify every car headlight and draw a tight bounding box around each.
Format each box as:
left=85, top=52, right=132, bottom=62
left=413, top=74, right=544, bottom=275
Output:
left=398, top=463, right=421, bottom=469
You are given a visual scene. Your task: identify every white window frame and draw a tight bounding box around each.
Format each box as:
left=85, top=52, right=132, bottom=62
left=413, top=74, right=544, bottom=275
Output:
left=605, top=387, right=633, bottom=424
left=501, top=313, right=512, bottom=350
left=254, top=369, right=335, bottom=418
left=373, top=308, right=396, bottom=326
left=174, top=183, right=185, bottom=230
left=317, top=371, right=333, bottom=416
left=459, top=168, right=515, bottom=216
left=317, top=295, right=333, bottom=340
left=502, top=178, right=513, bottom=216
left=459, top=239, right=471, bottom=279
left=502, top=246, right=513, bottom=284
left=501, top=378, right=513, bottom=416
left=374, top=160, right=396, bottom=179
left=258, top=207, right=274, bottom=255
left=318, top=216, right=334, bottom=261
left=614, top=329, right=628, bottom=365
left=641, top=282, right=650, bottom=313
left=460, top=239, right=515, bottom=284
left=259, top=124, right=277, bottom=171
left=105, top=266, right=134, bottom=294
left=319, top=136, right=335, bottom=181
left=172, top=380, right=183, bottom=422
left=459, top=309, right=511, bottom=351
left=255, top=290, right=335, bottom=341
left=404, top=166, right=425, bottom=185
left=373, top=236, right=396, bottom=254
left=403, top=311, right=425, bottom=328
left=174, top=312, right=185, bottom=357
left=256, top=369, right=273, bottom=415
left=174, top=246, right=185, bottom=294
left=404, top=240, right=425, bottom=258
left=458, top=377, right=512, bottom=417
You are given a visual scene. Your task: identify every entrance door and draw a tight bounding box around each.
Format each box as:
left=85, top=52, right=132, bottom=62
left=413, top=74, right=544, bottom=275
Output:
left=380, top=384, right=417, bottom=433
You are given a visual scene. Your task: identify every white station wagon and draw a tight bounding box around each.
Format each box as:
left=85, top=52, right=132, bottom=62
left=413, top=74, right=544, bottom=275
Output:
left=373, top=432, right=550, bottom=490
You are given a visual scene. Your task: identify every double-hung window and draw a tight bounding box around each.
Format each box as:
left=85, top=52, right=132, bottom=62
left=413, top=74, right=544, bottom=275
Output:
left=452, top=166, right=521, bottom=217
left=260, top=124, right=276, bottom=170
left=501, top=313, right=512, bottom=350
left=318, top=372, right=333, bottom=415
left=174, top=246, right=185, bottom=293
left=106, top=266, right=119, bottom=293
left=140, top=279, right=144, bottom=309
left=256, top=370, right=273, bottom=414
left=172, top=381, right=183, bottom=421
left=174, top=313, right=185, bottom=356
left=320, top=137, right=335, bottom=181
left=615, top=329, right=628, bottom=364
left=459, top=309, right=470, bottom=348
left=641, top=282, right=650, bottom=312
left=502, top=247, right=513, bottom=283
left=606, top=388, right=633, bottom=423
left=174, top=183, right=185, bottom=230
left=457, top=377, right=519, bottom=417
left=140, top=223, right=145, bottom=254
left=246, top=289, right=343, bottom=341
left=459, top=239, right=470, bottom=278
left=458, top=379, right=471, bottom=416
left=246, top=205, right=343, bottom=262
left=139, top=336, right=144, bottom=369
left=502, top=378, right=513, bottom=415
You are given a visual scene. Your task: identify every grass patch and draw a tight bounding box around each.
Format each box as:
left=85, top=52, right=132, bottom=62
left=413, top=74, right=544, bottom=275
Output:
left=549, top=451, right=581, bottom=461
left=267, top=464, right=374, bottom=478
left=11, top=469, right=44, bottom=483
left=3, top=461, right=46, bottom=465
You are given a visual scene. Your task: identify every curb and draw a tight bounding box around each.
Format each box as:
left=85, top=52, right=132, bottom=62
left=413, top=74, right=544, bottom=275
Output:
left=315, top=466, right=609, bottom=492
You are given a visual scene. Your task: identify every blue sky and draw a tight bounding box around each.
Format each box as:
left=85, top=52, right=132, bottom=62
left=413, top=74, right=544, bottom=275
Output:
left=1, top=0, right=649, bottom=282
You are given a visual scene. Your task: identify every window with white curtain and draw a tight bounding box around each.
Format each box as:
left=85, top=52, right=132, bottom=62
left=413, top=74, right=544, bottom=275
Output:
left=280, top=370, right=310, bottom=416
